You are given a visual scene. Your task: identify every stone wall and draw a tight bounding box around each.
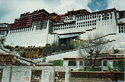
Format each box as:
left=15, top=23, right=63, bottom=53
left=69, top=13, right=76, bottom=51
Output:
left=0, top=66, right=124, bottom=82
left=70, top=71, right=125, bottom=82
left=0, top=66, right=70, bottom=82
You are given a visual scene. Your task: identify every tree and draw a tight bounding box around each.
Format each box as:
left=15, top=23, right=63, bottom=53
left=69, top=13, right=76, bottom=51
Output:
left=42, top=43, right=52, bottom=55
left=113, top=59, right=125, bottom=72
left=4, top=45, right=14, bottom=51
left=51, top=42, right=59, bottom=52
left=61, top=44, right=66, bottom=51
left=79, top=33, right=111, bottom=70
left=69, top=40, right=81, bottom=49
left=15, top=45, right=19, bottom=49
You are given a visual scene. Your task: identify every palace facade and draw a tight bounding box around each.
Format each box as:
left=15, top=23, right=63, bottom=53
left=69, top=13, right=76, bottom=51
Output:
left=1, top=8, right=125, bottom=49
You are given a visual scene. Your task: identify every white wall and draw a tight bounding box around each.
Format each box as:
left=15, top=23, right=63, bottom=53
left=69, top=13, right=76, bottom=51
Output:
left=46, top=50, right=79, bottom=62
left=4, top=27, right=54, bottom=47
left=101, top=60, right=113, bottom=71
left=63, top=59, right=84, bottom=70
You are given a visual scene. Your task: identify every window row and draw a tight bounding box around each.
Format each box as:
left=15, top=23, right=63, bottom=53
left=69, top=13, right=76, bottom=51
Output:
left=77, top=14, right=97, bottom=21
left=77, top=20, right=96, bottom=25
left=68, top=61, right=83, bottom=66
left=65, top=18, right=74, bottom=21
left=103, top=60, right=119, bottom=66
left=9, top=29, right=33, bottom=33
left=119, top=26, right=125, bottom=33
left=54, top=26, right=76, bottom=30
left=77, top=23, right=96, bottom=28
left=53, top=24, right=75, bottom=28
left=0, top=32, right=5, bottom=35
left=77, top=13, right=113, bottom=21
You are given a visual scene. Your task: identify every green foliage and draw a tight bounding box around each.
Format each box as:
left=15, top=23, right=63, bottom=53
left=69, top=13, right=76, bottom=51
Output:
left=90, top=64, right=95, bottom=71
left=14, top=45, right=24, bottom=52
left=4, top=45, right=14, bottom=51
left=52, top=60, right=63, bottom=66
left=108, top=65, right=114, bottom=71
left=22, top=53, right=26, bottom=58
left=15, top=60, right=22, bottom=66
left=32, top=70, right=42, bottom=77
left=15, top=45, right=19, bottom=49
left=113, top=59, right=125, bottom=72
left=114, top=49, right=119, bottom=54
left=79, top=33, right=110, bottom=70
left=69, top=40, right=81, bottom=49
left=61, top=44, right=66, bottom=51
left=85, top=64, right=95, bottom=71
left=20, top=46, right=23, bottom=49
left=51, top=42, right=60, bottom=52
left=20, top=51, right=36, bottom=58
left=42, top=43, right=52, bottom=55
left=15, top=60, right=27, bottom=66
left=78, top=69, right=84, bottom=71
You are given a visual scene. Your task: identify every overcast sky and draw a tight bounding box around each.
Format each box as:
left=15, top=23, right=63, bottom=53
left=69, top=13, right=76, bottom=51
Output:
left=0, top=0, right=125, bottom=23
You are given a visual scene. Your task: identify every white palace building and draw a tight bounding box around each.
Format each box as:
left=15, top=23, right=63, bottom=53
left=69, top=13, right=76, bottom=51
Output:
left=1, top=8, right=125, bottom=49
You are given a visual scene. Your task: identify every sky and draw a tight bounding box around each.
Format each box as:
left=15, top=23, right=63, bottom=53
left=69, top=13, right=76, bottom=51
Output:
left=0, top=0, right=125, bottom=23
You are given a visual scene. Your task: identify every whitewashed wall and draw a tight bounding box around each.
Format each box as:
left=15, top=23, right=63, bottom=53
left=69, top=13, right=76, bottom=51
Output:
left=63, top=60, right=84, bottom=70
left=46, top=50, right=79, bottom=62
left=4, top=27, right=54, bottom=47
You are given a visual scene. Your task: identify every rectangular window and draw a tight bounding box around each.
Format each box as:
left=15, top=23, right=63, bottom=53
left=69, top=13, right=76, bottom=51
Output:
left=31, top=70, right=42, bottom=81
left=95, top=60, right=101, bottom=66
left=68, top=61, right=76, bottom=66
left=119, top=27, right=124, bottom=33
left=103, top=61, right=107, bottom=66
left=79, top=61, right=83, bottom=66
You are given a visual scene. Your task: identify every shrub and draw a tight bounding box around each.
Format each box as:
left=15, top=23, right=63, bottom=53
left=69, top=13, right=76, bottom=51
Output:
left=42, top=43, right=52, bottom=55
left=15, top=45, right=19, bottom=49
left=113, top=59, right=125, bottom=72
left=114, top=49, right=119, bottom=54
left=4, top=45, right=14, bottom=51
left=69, top=40, right=81, bottom=49
left=52, top=60, right=63, bottom=66
left=61, top=44, right=66, bottom=51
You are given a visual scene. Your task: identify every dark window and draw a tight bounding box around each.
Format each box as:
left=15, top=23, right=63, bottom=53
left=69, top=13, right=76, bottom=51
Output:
left=103, top=61, right=107, bottom=66
left=68, top=61, right=76, bottom=66
left=31, top=70, right=42, bottom=82
left=119, top=27, right=124, bottom=33
left=95, top=60, right=101, bottom=66
left=79, top=61, right=83, bottom=66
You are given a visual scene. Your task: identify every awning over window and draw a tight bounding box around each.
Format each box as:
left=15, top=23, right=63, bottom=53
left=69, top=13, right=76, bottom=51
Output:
left=58, top=34, right=79, bottom=39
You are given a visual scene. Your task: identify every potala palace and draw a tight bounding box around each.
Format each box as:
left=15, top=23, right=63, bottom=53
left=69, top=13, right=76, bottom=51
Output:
left=0, top=8, right=125, bottom=82
left=1, top=8, right=124, bottom=49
